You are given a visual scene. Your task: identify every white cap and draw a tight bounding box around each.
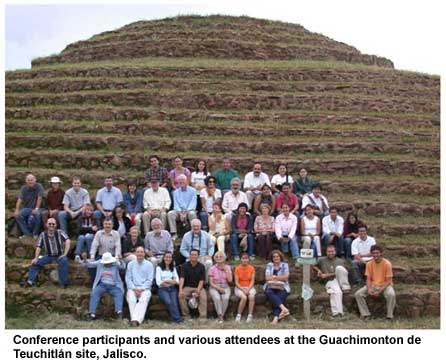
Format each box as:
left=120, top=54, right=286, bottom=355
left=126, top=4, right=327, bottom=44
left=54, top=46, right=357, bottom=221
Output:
left=50, top=176, right=62, bottom=184
left=100, top=252, right=116, bottom=265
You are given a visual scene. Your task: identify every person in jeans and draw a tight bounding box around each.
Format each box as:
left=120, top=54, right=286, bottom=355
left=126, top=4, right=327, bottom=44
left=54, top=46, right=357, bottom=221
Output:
left=234, top=252, right=256, bottom=323
left=123, top=180, right=143, bottom=233
left=21, top=218, right=70, bottom=288
left=300, top=205, right=322, bottom=257
left=59, top=176, right=90, bottom=234
left=14, top=174, right=44, bottom=238
left=74, top=203, right=98, bottom=263
left=86, top=252, right=125, bottom=321
left=275, top=203, right=299, bottom=263
left=122, top=226, right=145, bottom=263
left=178, top=249, right=207, bottom=320
left=351, top=225, right=376, bottom=285
left=208, top=251, right=233, bottom=323
left=264, top=250, right=290, bottom=325
left=230, top=203, right=254, bottom=261
left=41, top=176, right=65, bottom=229
left=156, top=252, right=183, bottom=324
left=322, top=207, right=345, bottom=257
left=313, top=245, right=351, bottom=317
left=144, top=218, right=174, bottom=268
left=355, top=245, right=396, bottom=320
left=254, top=204, right=275, bottom=260
left=125, top=246, right=154, bottom=326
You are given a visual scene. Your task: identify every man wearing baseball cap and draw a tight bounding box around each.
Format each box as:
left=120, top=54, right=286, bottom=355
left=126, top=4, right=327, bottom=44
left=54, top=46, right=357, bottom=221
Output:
left=41, top=176, right=65, bottom=229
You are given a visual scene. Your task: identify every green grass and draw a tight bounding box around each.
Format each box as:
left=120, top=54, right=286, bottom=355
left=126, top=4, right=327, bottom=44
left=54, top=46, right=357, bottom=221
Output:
left=365, top=215, right=439, bottom=226
left=330, top=192, right=439, bottom=205
left=379, top=234, right=439, bottom=246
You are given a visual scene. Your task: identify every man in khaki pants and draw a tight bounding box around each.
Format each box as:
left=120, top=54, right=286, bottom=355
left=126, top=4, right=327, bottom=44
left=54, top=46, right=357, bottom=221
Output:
left=178, top=249, right=207, bottom=320
left=354, top=245, right=396, bottom=320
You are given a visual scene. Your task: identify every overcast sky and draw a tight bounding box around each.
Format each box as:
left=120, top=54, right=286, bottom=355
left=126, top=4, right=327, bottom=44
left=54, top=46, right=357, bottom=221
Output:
left=4, top=0, right=445, bottom=74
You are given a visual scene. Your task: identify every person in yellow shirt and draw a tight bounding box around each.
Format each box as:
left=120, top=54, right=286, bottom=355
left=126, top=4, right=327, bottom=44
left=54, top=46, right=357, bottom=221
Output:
left=354, top=245, right=396, bottom=320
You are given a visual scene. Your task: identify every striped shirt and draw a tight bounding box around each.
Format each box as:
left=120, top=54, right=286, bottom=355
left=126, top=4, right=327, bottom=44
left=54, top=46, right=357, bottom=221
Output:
left=36, top=230, right=68, bottom=257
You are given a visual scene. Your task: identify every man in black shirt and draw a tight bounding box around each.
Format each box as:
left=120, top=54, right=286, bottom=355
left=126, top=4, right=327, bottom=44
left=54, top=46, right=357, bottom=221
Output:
left=178, top=249, right=207, bottom=320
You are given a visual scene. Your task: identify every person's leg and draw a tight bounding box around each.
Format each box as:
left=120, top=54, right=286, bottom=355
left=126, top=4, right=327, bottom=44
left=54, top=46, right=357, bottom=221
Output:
left=41, top=210, right=49, bottom=230
left=235, top=288, right=247, bottom=315
left=265, top=288, right=282, bottom=317
left=289, top=236, right=300, bottom=258
left=334, top=236, right=344, bottom=257
left=276, top=290, right=289, bottom=316
left=89, top=283, right=107, bottom=314
left=231, top=233, right=240, bottom=258
left=85, top=234, right=95, bottom=255
left=247, top=233, right=254, bottom=257
left=168, top=286, right=183, bottom=323
left=326, top=279, right=343, bottom=315
left=383, top=285, right=396, bottom=319
left=108, top=286, right=124, bottom=314
left=178, top=287, right=193, bottom=319
left=57, top=256, right=69, bottom=285
left=321, top=232, right=330, bottom=250
left=198, top=287, right=208, bottom=319
left=126, top=289, right=138, bottom=321
left=27, top=255, right=53, bottom=284
left=75, top=235, right=86, bottom=256
left=281, top=240, right=290, bottom=254
left=248, top=288, right=257, bottom=315
left=302, top=236, right=311, bottom=250
left=221, top=287, right=231, bottom=317
left=57, top=211, right=70, bottom=234
left=343, top=237, right=353, bottom=260
left=187, top=211, right=197, bottom=225
left=256, top=235, right=266, bottom=260
left=159, top=211, right=168, bottom=230
left=167, top=210, right=178, bottom=234
left=313, top=236, right=322, bottom=257
left=133, top=290, right=151, bottom=324
left=216, top=235, right=226, bottom=253
left=134, top=213, right=142, bottom=234
left=335, top=266, right=351, bottom=290
left=142, top=212, right=151, bottom=235
left=351, top=260, right=363, bottom=285
left=246, top=191, right=255, bottom=209
left=199, top=211, right=209, bottom=231
left=93, top=210, right=104, bottom=229
left=354, top=285, right=371, bottom=317
left=209, top=287, right=223, bottom=316
left=17, top=208, right=32, bottom=236
left=31, top=208, right=43, bottom=236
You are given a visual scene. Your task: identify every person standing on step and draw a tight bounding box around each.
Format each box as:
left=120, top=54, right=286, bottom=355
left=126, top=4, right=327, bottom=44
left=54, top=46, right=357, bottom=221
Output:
left=123, top=180, right=143, bottom=233
left=144, top=218, right=174, bottom=269
left=14, top=174, right=45, bottom=239
left=322, top=207, right=345, bottom=257
left=59, top=176, right=90, bottom=234
left=21, top=218, right=70, bottom=288
left=351, top=225, right=376, bottom=285
left=178, top=249, right=207, bottom=321
left=214, top=157, right=240, bottom=194
left=354, top=245, right=396, bottom=320
left=41, top=176, right=65, bottom=230
left=94, top=176, right=123, bottom=226
left=208, top=251, right=233, bottom=323
left=301, top=183, right=329, bottom=218
left=86, top=252, right=125, bottom=321
left=234, top=252, right=257, bottom=323
left=313, top=244, right=351, bottom=318
left=243, top=163, right=271, bottom=209
left=167, top=174, right=197, bottom=240
left=142, top=177, right=171, bottom=233
left=125, top=246, right=154, bottom=326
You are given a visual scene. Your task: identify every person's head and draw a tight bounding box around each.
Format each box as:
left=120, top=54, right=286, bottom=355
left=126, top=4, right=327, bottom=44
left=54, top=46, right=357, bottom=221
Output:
left=222, top=158, right=231, bottom=170
left=230, top=177, right=241, bottom=192
left=130, top=226, right=139, bottom=239
left=329, top=207, right=338, bottom=219
left=204, top=175, right=216, bottom=188
left=50, top=176, right=61, bottom=190
left=173, top=156, right=183, bottom=168
left=191, top=219, right=202, bottom=234
left=299, top=168, right=308, bottom=179
left=103, top=217, right=113, bottom=232
left=135, top=246, right=145, bottom=262
left=358, top=225, right=368, bottom=239
left=127, top=180, right=137, bottom=193
left=212, top=201, right=222, bottom=214
left=196, top=160, right=207, bottom=173
left=282, top=182, right=291, bottom=194
left=46, top=218, right=57, bottom=232
left=189, top=249, right=200, bottom=263
left=150, top=177, right=159, bottom=191
left=178, top=174, right=187, bottom=188
left=261, top=183, right=272, bottom=196
left=149, top=155, right=160, bottom=168
left=305, top=204, right=314, bottom=217
left=281, top=203, right=290, bottom=215
left=312, top=183, right=321, bottom=197
left=347, top=212, right=358, bottom=225
left=214, top=251, right=227, bottom=264
left=277, top=164, right=288, bottom=176
left=72, top=176, right=81, bottom=190
left=240, top=252, right=249, bottom=265
left=25, top=174, right=36, bottom=187
left=260, top=203, right=271, bottom=216
left=113, top=206, right=124, bottom=219
left=271, top=249, right=284, bottom=264
left=253, top=163, right=262, bottom=176
left=371, top=245, right=383, bottom=261
left=84, top=203, right=93, bottom=216
left=151, top=218, right=162, bottom=233
left=161, top=252, right=175, bottom=271
left=237, top=202, right=248, bottom=216
left=326, top=244, right=336, bottom=259
left=104, top=176, right=114, bottom=189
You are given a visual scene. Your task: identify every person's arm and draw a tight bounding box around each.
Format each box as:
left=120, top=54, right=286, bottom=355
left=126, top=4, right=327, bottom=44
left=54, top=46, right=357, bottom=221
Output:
left=34, top=195, right=43, bottom=210
left=179, top=235, right=190, bottom=259
left=300, top=218, right=306, bottom=236
left=179, top=277, right=185, bottom=293
left=366, top=274, right=373, bottom=295
left=316, top=218, right=321, bottom=235
left=115, top=233, right=122, bottom=259
left=163, top=189, right=172, bottom=211
left=145, top=264, right=154, bottom=290
left=196, top=279, right=204, bottom=294
left=275, top=264, right=290, bottom=282
left=275, top=216, right=282, bottom=240
left=234, top=273, right=242, bottom=290
left=90, top=233, right=99, bottom=259
left=253, top=216, right=261, bottom=233
left=126, top=263, right=136, bottom=290
left=336, top=217, right=344, bottom=237
left=200, top=196, right=207, bottom=213
left=271, top=195, right=276, bottom=212
left=264, top=264, right=274, bottom=281
left=253, top=195, right=261, bottom=216
left=62, top=238, right=71, bottom=257
left=208, top=272, right=220, bottom=290
left=206, top=233, right=215, bottom=257
left=221, top=194, right=230, bottom=213
left=31, top=236, right=42, bottom=264
left=187, top=188, right=197, bottom=211
left=288, top=216, right=297, bottom=240
left=14, top=198, right=22, bottom=217
left=226, top=265, right=233, bottom=284
left=290, top=195, right=299, bottom=214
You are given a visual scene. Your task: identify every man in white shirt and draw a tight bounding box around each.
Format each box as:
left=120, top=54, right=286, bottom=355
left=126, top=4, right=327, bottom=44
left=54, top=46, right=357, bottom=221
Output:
left=243, top=163, right=271, bottom=208
left=142, top=177, right=171, bottom=233
left=322, top=207, right=345, bottom=257
left=351, top=225, right=376, bottom=285
left=301, top=184, right=329, bottom=217
left=221, top=178, right=249, bottom=221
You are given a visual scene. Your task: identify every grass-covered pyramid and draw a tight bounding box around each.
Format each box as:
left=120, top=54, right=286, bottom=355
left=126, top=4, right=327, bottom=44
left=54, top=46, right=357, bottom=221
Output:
left=5, top=15, right=439, bottom=329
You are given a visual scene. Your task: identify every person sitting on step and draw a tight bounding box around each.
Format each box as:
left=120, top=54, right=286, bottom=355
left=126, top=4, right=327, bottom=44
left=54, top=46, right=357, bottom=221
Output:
left=234, top=252, right=257, bottom=323
left=301, top=183, right=329, bottom=218
left=350, top=225, right=376, bottom=285
left=230, top=203, right=255, bottom=261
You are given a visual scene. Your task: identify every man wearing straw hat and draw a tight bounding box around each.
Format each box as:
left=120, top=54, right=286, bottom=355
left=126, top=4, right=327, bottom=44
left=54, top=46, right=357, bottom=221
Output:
left=41, top=176, right=65, bottom=229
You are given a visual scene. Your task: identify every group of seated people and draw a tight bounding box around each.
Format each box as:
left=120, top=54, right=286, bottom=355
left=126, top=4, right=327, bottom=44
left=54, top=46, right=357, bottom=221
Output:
left=14, top=155, right=396, bottom=324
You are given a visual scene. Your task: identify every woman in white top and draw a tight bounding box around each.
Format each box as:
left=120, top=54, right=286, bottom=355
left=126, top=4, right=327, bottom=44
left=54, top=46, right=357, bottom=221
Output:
left=191, top=160, right=210, bottom=194
left=155, top=252, right=183, bottom=323
left=199, top=175, right=222, bottom=230
left=271, top=164, right=294, bottom=195
left=300, top=204, right=322, bottom=257
left=208, top=202, right=229, bottom=253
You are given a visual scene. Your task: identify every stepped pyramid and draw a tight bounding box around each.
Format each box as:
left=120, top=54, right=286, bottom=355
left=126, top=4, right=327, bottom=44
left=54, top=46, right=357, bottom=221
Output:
left=5, top=15, right=440, bottom=327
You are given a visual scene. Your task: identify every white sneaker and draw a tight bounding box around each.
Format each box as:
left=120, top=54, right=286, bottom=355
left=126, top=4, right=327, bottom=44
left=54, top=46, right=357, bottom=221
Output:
left=171, top=233, right=178, bottom=241
left=74, top=255, right=81, bottom=263
left=235, top=314, right=242, bottom=322
left=246, top=314, right=253, bottom=323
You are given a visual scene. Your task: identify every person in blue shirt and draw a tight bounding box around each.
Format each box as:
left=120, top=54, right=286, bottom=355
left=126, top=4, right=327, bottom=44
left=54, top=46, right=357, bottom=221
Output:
left=94, top=176, right=123, bottom=227
left=125, top=246, right=154, bottom=326
left=167, top=174, right=197, bottom=240
left=123, top=180, right=143, bottom=233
